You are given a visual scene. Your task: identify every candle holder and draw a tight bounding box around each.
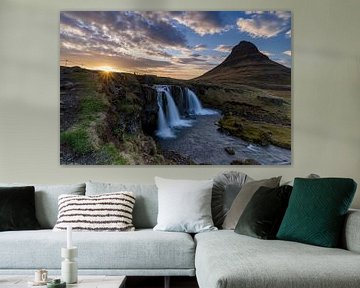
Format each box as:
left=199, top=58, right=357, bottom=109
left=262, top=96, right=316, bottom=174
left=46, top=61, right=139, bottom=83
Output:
left=61, top=247, right=78, bottom=284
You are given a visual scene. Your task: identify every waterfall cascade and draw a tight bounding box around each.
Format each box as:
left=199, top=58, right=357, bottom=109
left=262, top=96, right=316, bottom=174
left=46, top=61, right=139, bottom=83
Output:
left=185, top=88, right=217, bottom=116
left=154, top=85, right=217, bottom=139
left=156, top=91, right=174, bottom=138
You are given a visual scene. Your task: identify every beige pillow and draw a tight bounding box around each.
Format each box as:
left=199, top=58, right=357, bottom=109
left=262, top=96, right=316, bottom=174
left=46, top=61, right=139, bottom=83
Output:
left=222, top=176, right=281, bottom=230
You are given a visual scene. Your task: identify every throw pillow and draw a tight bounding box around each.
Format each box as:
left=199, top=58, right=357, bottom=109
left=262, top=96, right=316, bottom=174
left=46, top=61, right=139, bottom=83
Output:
left=235, top=185, right=293, bottom=239
left=222, top=176, right=281, bottom=230
left=0, top=182, right=85, bottom=228
left=153, top=177, right=217, bottom=233
left=277, top=178, right=357, bottom=247
left=53, top=192, right=136, bottom=231
left=212, top=171, right=252, bottom=228
left=86, top=181, right=158, bottom=229
left=0, top=186, right=41, bottom=231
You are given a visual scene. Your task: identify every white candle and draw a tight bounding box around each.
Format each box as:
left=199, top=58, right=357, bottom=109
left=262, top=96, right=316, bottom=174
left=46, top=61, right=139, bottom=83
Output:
left=67, top=225, right=72, bottom=249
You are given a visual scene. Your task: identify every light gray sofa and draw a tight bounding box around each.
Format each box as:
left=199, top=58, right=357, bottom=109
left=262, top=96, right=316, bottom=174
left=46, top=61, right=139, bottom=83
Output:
left=0, top=181, right=359, bottom=288
left=195, top=212, right=360, bottom=288
left=0, top=182, right=195, bottom=279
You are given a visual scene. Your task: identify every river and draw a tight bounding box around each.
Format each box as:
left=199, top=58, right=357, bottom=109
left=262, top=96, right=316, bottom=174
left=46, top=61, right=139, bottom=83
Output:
left=156, top=113, right=291, bottom=165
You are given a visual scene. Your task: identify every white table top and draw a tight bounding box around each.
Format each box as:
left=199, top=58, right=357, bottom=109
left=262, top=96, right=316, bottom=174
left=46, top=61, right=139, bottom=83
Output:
left=0, top=275, right=126, bottom=288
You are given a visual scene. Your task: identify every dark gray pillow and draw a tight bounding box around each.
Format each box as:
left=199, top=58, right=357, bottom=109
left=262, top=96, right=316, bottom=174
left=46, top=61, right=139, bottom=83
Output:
left=223, top=176, right=282, bottom=230
left=212, top=171, right=252, bottom=228
left=235, top=185, right=293, bottom=239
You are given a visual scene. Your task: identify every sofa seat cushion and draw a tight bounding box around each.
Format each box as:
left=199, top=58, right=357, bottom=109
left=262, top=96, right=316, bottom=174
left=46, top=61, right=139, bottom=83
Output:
left=0, top=229, right=195, bottom=270
left=195, top=230, right=360, bottom=288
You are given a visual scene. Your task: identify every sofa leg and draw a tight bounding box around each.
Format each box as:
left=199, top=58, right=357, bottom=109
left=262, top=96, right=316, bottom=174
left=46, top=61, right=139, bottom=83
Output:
left=164, top=276, right=170, bottom=288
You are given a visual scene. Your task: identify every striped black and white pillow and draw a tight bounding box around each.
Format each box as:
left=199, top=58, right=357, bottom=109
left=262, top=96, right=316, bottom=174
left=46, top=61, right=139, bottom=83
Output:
left=53, top=192, right=135, bottom=231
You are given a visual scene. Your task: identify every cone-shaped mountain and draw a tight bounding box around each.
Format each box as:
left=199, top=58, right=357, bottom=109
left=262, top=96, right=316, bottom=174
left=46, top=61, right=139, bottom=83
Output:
left=194, top=41, right=290, bottom=89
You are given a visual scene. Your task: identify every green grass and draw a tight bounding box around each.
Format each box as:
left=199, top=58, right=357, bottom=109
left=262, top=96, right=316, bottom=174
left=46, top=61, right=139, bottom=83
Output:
left=79, top=97, right=107, bottom=123
left=219, top=115, right=291, bottom=149
left=101, top=143, right=128, bottom=165
left=63, top=70, right=109, bottom=156
left=60, top=128, right=92, bottom=155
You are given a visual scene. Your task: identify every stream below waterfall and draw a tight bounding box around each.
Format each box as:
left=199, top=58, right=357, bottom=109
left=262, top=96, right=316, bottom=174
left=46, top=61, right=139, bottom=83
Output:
left=157, top=113, right=291, bottom=165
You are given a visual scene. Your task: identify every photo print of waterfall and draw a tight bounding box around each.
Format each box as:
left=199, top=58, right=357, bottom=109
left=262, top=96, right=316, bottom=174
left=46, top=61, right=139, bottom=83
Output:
left=60, top=11, right=292, bottom=165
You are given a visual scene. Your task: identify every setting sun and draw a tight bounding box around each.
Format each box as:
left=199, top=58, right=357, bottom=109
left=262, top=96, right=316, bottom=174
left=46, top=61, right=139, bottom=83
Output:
left=97, top=66, right=117, bottom=73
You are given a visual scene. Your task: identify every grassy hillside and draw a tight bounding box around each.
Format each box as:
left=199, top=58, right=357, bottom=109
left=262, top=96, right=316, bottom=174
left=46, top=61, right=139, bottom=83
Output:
left=60, top=66, right=170, bottom=165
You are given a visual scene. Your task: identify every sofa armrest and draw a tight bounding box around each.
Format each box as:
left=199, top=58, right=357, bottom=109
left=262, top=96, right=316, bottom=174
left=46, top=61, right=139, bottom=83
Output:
left=342, top=209, right=360, bottom=253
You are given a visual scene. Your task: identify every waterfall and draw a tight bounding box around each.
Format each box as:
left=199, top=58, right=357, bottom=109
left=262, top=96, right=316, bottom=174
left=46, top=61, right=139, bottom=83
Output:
left=156, top=90, right=175, bottom=138
left=185, top=88, right=203, bottom=115
left=162, top=87, right=183, bottom=127
left=185, top=88, right=218, bottom=116
left=154, top=85, right=217, bottom=139
left=155, top=85, right=191, bottom=139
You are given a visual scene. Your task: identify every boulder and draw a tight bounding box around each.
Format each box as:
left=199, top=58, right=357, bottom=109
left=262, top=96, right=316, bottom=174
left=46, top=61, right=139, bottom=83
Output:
left=224, top=147, right=235, bottom=155
left=259, top=131, right=272, bottom=146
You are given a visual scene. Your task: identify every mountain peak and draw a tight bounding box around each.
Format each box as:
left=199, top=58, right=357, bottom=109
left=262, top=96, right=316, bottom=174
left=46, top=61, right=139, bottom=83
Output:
left=222, top=41, right=269, bottom=66
left=232, top=41, right=260, bottom=55
left=193, top=40, right=290, bottom=88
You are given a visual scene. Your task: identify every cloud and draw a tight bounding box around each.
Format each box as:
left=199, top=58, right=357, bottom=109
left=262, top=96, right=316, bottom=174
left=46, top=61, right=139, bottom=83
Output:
left=276, top=59, right=291, bottom=68
left=283, top=50, right=291, bottom=56
left=60, top=11, right=188, bottom=50
left=236, top=11, right=291, bottom=38
left=174, top=57, right=208, bottom=64
left=214, top=44, right=233, bottom=53
left=245, top=11, right=265, bottom=15
left=172, top=12, right=228, bottom=36
left=260, top=50, right=273, bottom=56
left=139, top=19, right=187, bottom=47
left=60, top=11, right=190, bottom=74
left=286, top=29, right=291, bottom=38
left=190, top=53, right=202, bottom=58
left=274, top=11, right=291, bottom=20
left=193, top=44, right=207, bottom=51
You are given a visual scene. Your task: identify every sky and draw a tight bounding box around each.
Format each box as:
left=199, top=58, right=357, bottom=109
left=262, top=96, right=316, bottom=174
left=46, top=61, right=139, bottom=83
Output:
left=60, top=11, right=291, bottom=80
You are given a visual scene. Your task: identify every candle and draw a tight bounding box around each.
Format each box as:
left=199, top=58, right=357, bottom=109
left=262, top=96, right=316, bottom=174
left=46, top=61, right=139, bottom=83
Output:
left=67, top=225, right=72, bottom=249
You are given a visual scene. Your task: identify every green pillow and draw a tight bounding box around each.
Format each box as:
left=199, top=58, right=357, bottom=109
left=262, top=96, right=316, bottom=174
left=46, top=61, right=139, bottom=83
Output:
left=277, top=178, right=357, bottom=247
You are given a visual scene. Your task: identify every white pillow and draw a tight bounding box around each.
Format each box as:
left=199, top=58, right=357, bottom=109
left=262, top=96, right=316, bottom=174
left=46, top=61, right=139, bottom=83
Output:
left=154, top=177, right=217, bottom=233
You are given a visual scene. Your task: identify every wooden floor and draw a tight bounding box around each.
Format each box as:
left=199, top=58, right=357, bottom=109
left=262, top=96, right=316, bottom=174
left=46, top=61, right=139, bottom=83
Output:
left=126, top=276, right=199, bottom=288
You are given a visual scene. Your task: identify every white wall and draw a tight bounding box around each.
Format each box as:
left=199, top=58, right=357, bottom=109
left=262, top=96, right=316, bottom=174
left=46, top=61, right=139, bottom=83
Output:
left=0, top=0, right=359, bottom=208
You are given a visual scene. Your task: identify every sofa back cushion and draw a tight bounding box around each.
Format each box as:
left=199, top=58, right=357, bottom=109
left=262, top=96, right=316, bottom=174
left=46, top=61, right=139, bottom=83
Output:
left=86, top=181, right=158, bottom=229
left=0, top=183, right=85, bottom=229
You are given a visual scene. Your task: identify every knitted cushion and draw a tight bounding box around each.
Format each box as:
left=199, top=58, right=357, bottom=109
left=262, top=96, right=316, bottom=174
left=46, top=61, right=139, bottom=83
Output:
left=277, top=178, right=357, bottom=247
left=53, top=192, right=135, bottom=231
